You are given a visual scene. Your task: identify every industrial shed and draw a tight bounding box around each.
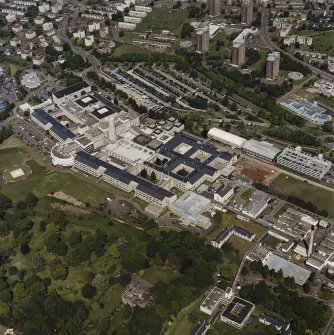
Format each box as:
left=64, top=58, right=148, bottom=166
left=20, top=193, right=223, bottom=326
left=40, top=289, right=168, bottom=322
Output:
left=208, top=128, right=247, bottom=148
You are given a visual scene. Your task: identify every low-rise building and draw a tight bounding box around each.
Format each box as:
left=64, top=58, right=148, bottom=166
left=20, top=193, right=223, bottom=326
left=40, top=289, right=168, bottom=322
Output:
left=242, top=139, right=281, bottom=162
left=214, top=184, right=234, bottom=204
left=221, top=297, right=255, bottom=329
left=242, top=198, right=268, bottom=218
left=259, top=312, right=290, bottom=331
left=12, top=23, right=23, bottom=33
left=20, top=49, right=32, bottom=60
left=277, top=146, right=332, bottom=180
left=34, top=15, right=44, bottom=25
left=212, top=225, right=255, bottom=249
left=85, top=35, right=94, bottom=47
left=25, top=30, right=36, bottom=40
left=21, top=71, right=40, bottom=89
left=42, top=22, right=53, bottom=32
left=200, top=287, right=225, bottom=315
left=32, top=54, right=45, bottom=66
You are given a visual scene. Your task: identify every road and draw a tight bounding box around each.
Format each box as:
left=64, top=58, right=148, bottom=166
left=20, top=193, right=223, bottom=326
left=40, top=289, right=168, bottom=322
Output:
left=261, top=8, right=334, bottom=82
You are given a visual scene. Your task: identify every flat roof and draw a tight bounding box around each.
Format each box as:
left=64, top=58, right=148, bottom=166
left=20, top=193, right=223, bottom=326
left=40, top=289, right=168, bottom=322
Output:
left=201, top=287, right=224, bottom=311
left=208, top=128, right=247, bottom=147
left=169, top=191, right=211, bottom=229
left=243, top=139, right=281, bottom=160
left=262, top=252, right=311, bottom=285
left=221, top=297, right=254, bottom=326
left=53, top=81, right=90, bottom=99
left=91, top=106, right=116, bottom=120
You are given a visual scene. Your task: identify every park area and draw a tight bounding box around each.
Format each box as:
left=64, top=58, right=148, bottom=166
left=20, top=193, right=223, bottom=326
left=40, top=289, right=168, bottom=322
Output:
left=135, top=8, right=188, bottom=33
left=269, top=174, right=334, bottom=218
left=0, top=136, right=107, bottom=206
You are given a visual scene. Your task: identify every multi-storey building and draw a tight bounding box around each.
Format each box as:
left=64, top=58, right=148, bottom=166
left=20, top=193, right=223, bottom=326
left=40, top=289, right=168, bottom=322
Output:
left=266, top=51, right=280, bottom=80
left=277, top=146, right=332, bottom=180
left=231, top=41, right=245, bottom=67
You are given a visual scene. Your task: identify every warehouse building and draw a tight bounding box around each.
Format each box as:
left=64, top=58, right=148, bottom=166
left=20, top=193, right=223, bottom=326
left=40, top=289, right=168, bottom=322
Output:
left=208, top=128, right=247, bottom=148
left=277, top=146, right=332, bottom=180
left=242, top=139, right=281, bottom=162
left=262, top=252, right=311, bottom=285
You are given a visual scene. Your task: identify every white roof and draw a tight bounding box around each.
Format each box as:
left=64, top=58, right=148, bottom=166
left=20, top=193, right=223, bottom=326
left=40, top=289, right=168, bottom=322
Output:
left=208, top=128, right=246, bottom=147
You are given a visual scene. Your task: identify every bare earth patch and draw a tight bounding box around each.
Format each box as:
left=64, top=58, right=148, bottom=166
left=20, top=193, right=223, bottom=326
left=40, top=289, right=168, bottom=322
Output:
left=49, top=191, right=84, bottom=207
left=236, top=159, right=279, bottom=185
left=51, top=203, right=90, bottom=214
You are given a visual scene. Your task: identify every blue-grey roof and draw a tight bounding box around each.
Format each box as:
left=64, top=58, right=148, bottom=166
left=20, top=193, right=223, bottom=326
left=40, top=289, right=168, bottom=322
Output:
left=146, top=135, right=233, bottom=186
left=53, top=81, right=90, bottom=99
left=213, top=225, right=254, bottom=245
left=216, top=183, right=233, bottom=198
left=260, top=312, right=289, bottom=330
left=32, top=108, right=75, bottom=141
left=75, top=151, right=175, bottom=201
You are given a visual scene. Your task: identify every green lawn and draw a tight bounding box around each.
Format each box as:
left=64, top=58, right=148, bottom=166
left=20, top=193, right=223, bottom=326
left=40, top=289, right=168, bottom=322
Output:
left=165, top=295, right=204, bottom=335
left=270, top=174, right=334, bottom=218
left=112, top=43, right=152, bottom=57
left=135, top=8, right=188, bottom=33
left=213, top=314, right=268, bottom=335
left=310, top=31, right=334, bottom=57
left=316, top=94, right=334, bottom=109
left=0, top=136, right=108, bottom=205
left=1, top=160, right=107, bottom=206
left=140, top=266, right=179, bottom=285
left=208, top=212, right=267, bottom=242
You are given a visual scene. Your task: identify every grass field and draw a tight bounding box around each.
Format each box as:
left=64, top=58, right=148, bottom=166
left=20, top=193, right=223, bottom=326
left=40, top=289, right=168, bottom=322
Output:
left=112, top=43, right=152, bottom=57
left=0, top=136, right=108, bottom=205
left=310, top=31, right=334, bottom=56
left=270, top=174, right=334, bottom=218
left=208, top=212, right=267, bottom=242
left=135, top=8, right=188, bottom=33
left=140, top=266, right=179, bottom=285
left=165, top=296, right=203, bottom=335
left=316, top=94, right=334, bottom=109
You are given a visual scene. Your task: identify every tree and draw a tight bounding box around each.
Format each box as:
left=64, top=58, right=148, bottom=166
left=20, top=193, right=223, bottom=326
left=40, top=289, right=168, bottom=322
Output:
left=32, top=254, right=46, bottom=273
left=92, top=274, right=107, bottom=291
left=322, top=121, right=333, bottom=133
left=120, top=270, right=131, bottom=286
left=140, top=169, right=148, bottom=179
left=303, top=282, right=311, bottom=293
left=109, top=244, right=120, bottom=258
left=0, top=302, right=9, bottom=319
left=181, top=22, right=194, bottom=38
left=13, top=282, right=28, bottom=300
left=81, top=284, right=97, bottom=299
left=51, top=264, right=69, bottom=281
left=221, top=264, right=234, bottom=281
left=151, top=171, right=156, bottom=182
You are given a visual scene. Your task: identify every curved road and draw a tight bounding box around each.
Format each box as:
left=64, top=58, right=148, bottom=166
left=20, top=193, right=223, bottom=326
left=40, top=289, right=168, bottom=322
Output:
left=261, top=8, right=334, bottom=81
